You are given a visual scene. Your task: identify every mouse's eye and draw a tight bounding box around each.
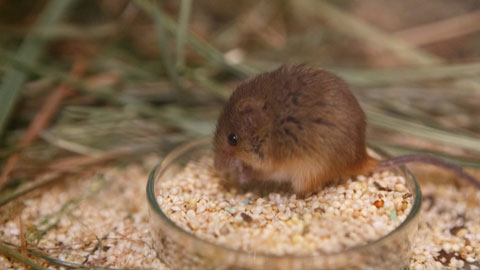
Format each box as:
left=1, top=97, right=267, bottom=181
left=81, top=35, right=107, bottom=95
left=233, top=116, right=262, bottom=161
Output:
left=227, top=133, right=238, bottom=146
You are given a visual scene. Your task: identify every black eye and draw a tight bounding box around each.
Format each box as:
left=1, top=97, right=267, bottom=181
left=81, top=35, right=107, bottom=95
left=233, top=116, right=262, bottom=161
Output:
left=227, top=133, right=238, bottom=146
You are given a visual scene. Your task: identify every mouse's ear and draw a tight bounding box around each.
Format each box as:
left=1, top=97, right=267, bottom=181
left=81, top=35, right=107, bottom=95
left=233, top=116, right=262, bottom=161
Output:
left=236, top=98, right=265, bottom=131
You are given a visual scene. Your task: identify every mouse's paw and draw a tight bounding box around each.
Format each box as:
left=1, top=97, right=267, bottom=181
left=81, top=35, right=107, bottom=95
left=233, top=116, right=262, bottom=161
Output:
left=228, top=159, right=253, bottom=184
left=237, top=170, right=252, bottom=185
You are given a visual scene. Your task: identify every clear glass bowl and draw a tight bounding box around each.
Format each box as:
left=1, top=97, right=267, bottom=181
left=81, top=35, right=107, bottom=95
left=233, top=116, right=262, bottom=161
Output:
left=147, top=137, right=422, bottom=270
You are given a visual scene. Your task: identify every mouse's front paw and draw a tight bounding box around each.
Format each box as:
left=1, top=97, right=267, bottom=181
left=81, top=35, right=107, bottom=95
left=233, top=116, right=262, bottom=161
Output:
left=237, top=169, right=252, bottom=185
left=229, top=159, right=251, bottom=184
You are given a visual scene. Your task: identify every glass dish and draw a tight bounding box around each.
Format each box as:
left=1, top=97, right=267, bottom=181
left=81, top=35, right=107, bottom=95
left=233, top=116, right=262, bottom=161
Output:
left=147, top=137, right=422, bottom=270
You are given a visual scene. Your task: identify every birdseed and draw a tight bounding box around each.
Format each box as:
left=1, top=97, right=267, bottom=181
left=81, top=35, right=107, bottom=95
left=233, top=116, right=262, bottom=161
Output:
left=410, top=181, right=480, bottom=269
left=1, top=156, right=479, bottom=269
left=155, top=158, right=414, bottom=255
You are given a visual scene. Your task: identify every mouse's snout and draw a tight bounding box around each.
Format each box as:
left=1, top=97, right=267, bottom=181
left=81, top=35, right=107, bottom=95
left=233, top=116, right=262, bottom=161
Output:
left=214, top=150, right=245, bottom=175
left=214, top=150, right=233, bottom=172
left=214, top=152, right=254, bottom=185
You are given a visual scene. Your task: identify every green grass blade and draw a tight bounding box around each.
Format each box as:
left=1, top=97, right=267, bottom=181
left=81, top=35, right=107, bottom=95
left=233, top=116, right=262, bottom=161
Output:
left=301, top=0, right=442, bottom=66
left=26, top=247, right=143, bottom=270
left=176, top=0, right=193, bottom=71
left=186, top=69, right=231, bottom=101
left=334, top=62, right=480, bottom=87
left=132, top=0, right=256, bottom=77
left=368, top=140, right=480, bottom=168
left=365, top=107, right=480, bottom=154
left=0, top=48, right=214, bottom=135
left=0, top=0, right=75, bottom=138
left=133, top=0, right=181, bottom=92
left=0, top=243, right=49, bottom=270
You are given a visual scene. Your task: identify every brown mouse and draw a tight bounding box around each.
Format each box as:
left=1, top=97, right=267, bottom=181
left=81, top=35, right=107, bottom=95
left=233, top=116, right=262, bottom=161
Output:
left=213, top=65, right=480, bottom=194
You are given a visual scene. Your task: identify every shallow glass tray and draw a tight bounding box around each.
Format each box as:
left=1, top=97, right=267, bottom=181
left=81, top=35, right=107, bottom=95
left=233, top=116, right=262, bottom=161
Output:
left=147, top=137, right=422, bottom=270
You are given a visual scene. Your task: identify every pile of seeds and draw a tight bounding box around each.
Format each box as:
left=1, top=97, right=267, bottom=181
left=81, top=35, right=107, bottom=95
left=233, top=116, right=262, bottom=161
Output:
left=156, top=158, right=414, bottom=255
left=410, top=181, right=480, bottom=269
left=0, top=157, right=168, bottom=270
left=1, top=157, right=479, bottom=269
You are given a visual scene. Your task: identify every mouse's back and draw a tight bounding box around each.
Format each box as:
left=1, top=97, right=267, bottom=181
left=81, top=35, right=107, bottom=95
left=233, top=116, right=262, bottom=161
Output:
left=238, top=65, right=367, bottom=161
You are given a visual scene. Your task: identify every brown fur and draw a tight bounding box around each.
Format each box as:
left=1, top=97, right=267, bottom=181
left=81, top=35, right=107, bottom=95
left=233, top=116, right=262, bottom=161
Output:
left=214, top=65, right=374, bottom=194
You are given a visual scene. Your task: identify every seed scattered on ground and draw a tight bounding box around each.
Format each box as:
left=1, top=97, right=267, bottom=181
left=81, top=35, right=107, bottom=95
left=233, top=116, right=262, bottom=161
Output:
left=1, top=156, right=479, bottom=269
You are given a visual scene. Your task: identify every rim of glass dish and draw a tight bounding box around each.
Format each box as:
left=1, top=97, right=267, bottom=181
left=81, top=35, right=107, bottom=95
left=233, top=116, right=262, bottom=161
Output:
left=147, top=137, right=422, bottom=260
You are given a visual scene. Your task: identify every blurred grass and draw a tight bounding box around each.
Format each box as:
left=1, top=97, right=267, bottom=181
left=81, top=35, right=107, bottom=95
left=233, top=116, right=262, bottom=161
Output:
left=1, top=0, right=480, bottom=267
left=0, top=243, right=49, bottom=270
left=133, top=0, right=181, bottom=93
left=176, top=0, right=193, bottom=71
left=365, top=108, right=480, bottom=154
left=0, top=0, right=478, bottom=185
left=335, top=62, right=480, bottom=87
left=0, top=0, right=75, bottom=137
left=367, top=140, right=480, bottom=168
left=299, top=0, right=443, bottom=66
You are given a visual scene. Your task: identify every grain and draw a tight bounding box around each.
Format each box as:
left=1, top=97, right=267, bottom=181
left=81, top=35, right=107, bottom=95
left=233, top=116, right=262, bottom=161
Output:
left=0, top=156, right=167, bottom=270
left=155, top=158, right=413, bottom=255
left=1, top=155, right=479, bottom=269
left=410, top=182, right=480, bottom=269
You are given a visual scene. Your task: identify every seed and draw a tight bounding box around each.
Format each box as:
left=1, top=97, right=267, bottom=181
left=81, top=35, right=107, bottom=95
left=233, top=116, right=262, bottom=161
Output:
left=156, top=158, right=415, bottom=258
left=277, top=213, right=290, bottom=220
left=373, top=200, right=384, bottom=208
left=466, top=257, right=475, bottom=263
left=401, top=201, right=409, bottom=211
left=292, top=234, right=302, bottom=244
left=186, top=209, right=195, bottom=218
left=241, top=213, right=253, bottom=223
left=219, top=225, right=229, bottom=235
left=390, top=210, right=397, bottom=221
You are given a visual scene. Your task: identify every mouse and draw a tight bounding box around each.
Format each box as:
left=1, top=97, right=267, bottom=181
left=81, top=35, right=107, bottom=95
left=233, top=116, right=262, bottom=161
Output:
left=213, top=64, right=480, bottom=194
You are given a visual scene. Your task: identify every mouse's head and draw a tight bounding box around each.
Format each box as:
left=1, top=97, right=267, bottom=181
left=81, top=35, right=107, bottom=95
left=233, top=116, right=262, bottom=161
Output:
left=214, top=83, right=271, bottom=179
